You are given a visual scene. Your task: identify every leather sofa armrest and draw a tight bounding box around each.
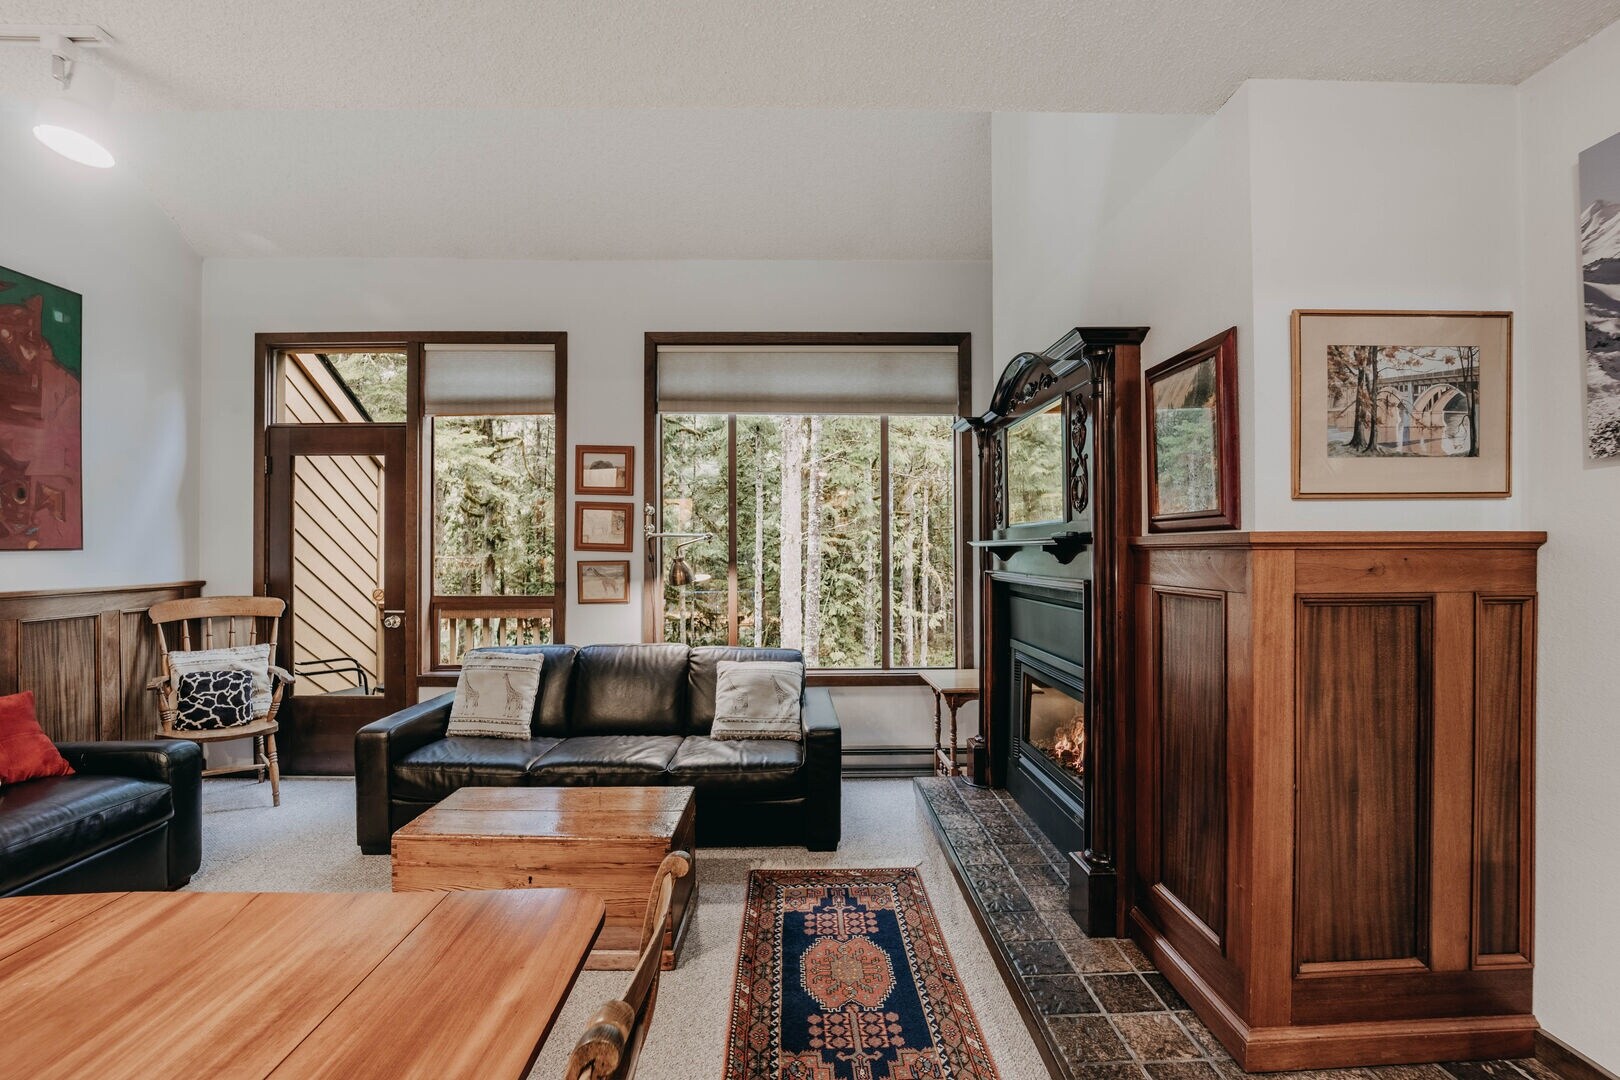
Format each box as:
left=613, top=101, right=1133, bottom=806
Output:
left=354, top=694, right=453, bottom=853
left=55, top=740, right=203, bottom=888
left=801, top=688, right=842, bottom=850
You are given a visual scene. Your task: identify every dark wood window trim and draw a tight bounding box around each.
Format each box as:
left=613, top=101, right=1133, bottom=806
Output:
left=642, top=331, right=974, bottom=674
left=253, top=331, right=568, bottom=701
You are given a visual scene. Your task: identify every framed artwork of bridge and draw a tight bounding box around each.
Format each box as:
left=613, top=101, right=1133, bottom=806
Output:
left=1292, top=309, right=1512, bottom=499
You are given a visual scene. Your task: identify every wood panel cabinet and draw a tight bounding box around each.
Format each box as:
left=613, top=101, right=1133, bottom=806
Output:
left=1129, top=533, right=1542, bottom=1071
left=0, top=581, right=203, bottom=741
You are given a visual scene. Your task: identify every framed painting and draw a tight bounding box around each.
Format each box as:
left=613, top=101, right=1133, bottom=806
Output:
left=578, top=559, right=631, bottom=603
left=574, top=500, right=633, bottom=551
left=0, top=266, right=83, bottom=550
left=574, top=444, right=635, bottom=495
left=1292, top=310, right=1512, bottom=499
left=1145, top=327, right=1239, bottom=532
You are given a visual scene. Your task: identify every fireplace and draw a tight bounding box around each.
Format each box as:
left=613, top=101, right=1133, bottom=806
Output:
left=1023, top=672, right=1086, bottom=787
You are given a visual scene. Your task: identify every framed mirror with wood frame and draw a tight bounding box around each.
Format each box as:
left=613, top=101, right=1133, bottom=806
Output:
left=1144, top=326, right=1240, bottom=532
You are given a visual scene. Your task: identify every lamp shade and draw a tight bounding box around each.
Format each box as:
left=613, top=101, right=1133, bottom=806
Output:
left=33, top=60, right=115, bottom=168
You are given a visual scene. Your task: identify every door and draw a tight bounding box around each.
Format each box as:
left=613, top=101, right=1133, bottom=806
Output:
left=265, top=424, right=408, bottom=773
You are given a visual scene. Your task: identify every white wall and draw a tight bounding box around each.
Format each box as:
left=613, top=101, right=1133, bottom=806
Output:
left=1245, top=80, right=1526, bottom=530
left=1518, top=22, right=1620, bottom=1069
left=199, top=257, right=991, bottom=748
left=0, top=106, right=200, bottom=591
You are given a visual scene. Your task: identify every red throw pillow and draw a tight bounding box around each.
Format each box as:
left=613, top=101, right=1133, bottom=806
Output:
left=0, top=691, right=75, bottom=784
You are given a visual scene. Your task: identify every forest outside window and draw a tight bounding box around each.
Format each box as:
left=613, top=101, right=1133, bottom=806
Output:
left=426, top=344, right=562, bottom=667
left=648, top=337, right=971, bottom=675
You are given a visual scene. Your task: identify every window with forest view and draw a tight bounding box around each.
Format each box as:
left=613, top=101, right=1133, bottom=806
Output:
left=432, top=414, right=557, bottom=665
left=658, top=413, right=957, bottom=669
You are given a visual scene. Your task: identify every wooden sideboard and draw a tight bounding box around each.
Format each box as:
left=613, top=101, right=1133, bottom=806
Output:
left=0, top=581, right=204, bottom=742
left=1129, top=532, right=1542, bottom=1071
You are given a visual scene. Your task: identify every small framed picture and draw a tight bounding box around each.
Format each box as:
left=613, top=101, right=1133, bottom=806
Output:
left=574, top=444, right=635, bottom=496
left=578, top=560, right=632, bottom=604
left=1146, top=327, right=1240, bottom=532
left=1292, top=310, right=1512, bottom=498
left=575, top=501, right=633, bottom=551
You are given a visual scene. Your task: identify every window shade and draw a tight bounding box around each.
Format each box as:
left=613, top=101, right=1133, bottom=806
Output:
left=423, top=344, right=556, bottom=415
left=656, top=345, right=960, bottom=415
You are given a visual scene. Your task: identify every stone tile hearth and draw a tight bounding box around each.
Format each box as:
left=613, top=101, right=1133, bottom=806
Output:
left=914, top=776, right=1560, bottom=1080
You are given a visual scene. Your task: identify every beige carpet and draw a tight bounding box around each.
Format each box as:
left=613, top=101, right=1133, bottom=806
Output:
left=191, top=776, right=1052, bottom=1079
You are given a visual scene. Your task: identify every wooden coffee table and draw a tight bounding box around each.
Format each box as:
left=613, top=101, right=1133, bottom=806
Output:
left=392, top=785, right=697, bottom=970
left=0, top=889, right=603, bottom=1080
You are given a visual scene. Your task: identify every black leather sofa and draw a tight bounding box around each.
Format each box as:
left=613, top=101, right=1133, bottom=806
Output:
left=356, top=644, right=841, bottom=853
left=0, top=740, right=204, bottom=896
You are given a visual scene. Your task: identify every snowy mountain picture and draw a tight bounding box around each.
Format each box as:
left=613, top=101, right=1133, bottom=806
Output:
left=1579, top=132, right=1620, bottom=459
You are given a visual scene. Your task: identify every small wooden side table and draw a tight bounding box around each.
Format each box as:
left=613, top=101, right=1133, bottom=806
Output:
left=921, top=668, right=980, bottom=778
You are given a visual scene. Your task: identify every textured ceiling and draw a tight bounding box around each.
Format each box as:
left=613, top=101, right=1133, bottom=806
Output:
left=112, top=109, right=991, bottom=258
left=2, top=0, right=1618, bottom=112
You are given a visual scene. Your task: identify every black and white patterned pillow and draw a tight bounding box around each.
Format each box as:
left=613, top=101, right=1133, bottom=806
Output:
left=175, top=669, right=256, bottom=731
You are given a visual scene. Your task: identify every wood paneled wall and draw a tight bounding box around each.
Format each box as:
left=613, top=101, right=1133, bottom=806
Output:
left=1129, top=533, right=1542, bottom=1072
left=0, top=581, right=204, bottom=742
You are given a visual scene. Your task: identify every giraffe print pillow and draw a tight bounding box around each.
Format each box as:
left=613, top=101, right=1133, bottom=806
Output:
left=710, top=660, right=805, bottom=741
left=174, top=670, right=257, bottom=730
left=446, top=651, right=545, bottom=739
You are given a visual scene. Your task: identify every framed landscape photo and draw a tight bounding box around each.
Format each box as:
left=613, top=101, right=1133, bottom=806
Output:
left=578, top=560, right=632, bottom=604
left=575, top=500, right=633, bottom=551
left=1145, top=327, right=1239, bottom=532
left=1292, top=310, right=1512, bottom=499
left=1579, top=132, right=1620, bottom=459
left=574, top=444, right=635, bottom=495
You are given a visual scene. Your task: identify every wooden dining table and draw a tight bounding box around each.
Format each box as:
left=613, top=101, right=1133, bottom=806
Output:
left=0, top=887, right=604, bottom=1080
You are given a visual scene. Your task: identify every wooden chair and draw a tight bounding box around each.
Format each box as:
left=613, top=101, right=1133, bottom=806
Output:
left=147, top=596, right=291, bottom=806
left=564, top=851, right=692, bottom=1080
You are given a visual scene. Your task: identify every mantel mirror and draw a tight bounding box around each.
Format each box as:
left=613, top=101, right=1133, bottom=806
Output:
left=1004, top=400, right=1065, bottom=526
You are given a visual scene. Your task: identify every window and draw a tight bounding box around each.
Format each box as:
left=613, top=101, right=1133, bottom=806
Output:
left=425, top=343, right=563, bottom=668
left=647, top=336, right=970, bottom=674
left=276, top=350, right=407, bottom=423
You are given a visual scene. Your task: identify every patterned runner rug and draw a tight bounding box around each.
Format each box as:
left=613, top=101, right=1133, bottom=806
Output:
left=724, top=866, right=1003, bottom=1080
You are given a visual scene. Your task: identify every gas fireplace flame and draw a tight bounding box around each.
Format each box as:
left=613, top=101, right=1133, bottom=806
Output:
left=1045, top=714, right=1086, bottom=774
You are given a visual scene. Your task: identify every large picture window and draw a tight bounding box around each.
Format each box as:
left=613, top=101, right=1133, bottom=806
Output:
left=646, top=335, right=971, bottom=676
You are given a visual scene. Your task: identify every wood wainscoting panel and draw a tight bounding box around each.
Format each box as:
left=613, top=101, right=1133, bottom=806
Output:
left=1474, top=596, right=1535, bottom=963
left=1129, top=532, right=1542, bottom=1071
left=0, top=582, right=205, bottom=742
left=1295, top=598, right=1431, bottom=969
left=1156, top=588, right=1229, bottom=943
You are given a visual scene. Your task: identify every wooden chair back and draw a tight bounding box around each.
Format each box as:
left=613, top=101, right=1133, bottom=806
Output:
left=148, top=595, right=286, bottom=658
left=564, top=851, right=692, bottom=1080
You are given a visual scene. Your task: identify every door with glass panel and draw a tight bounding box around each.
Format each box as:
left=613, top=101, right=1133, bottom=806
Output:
left=265, top=424, right=407, bottom=773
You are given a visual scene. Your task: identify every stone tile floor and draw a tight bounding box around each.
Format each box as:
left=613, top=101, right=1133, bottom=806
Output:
left=914, top=776, right=1564, bottom=1080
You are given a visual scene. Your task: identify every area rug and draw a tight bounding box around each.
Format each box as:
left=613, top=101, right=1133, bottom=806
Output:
left=724, top=866, right=1002, bottom=1080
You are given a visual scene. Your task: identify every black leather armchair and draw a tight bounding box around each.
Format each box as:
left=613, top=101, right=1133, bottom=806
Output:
left=1, top=739, right=203, bottom=896
left=356, top=644, right=842, bottom=854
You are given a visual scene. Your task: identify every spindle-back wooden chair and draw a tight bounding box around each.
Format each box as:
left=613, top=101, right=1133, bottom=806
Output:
left=563, top=851, right=692, bottom=1080
left=147, top=596, right=291, bottom=806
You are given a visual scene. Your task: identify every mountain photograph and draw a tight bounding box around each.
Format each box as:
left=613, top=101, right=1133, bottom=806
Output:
left=1579, top=132, right=1620, bottom=459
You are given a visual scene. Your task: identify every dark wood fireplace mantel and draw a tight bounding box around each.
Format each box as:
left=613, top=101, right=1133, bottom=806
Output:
left=969, top=328, right=1146, bottom=937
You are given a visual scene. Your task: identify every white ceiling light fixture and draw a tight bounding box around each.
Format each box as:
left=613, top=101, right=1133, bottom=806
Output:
left=1, top=26, right=119, bottom=169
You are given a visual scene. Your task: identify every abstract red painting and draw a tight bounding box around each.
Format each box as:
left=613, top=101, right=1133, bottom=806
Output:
left=0, top=266, right=83, bottom=550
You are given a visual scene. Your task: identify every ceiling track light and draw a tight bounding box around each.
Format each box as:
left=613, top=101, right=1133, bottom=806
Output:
left=1, top=24, right=118, bottom=169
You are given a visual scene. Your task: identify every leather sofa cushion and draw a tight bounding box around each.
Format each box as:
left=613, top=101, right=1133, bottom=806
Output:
left=667, top=736, right=805, bottom=795
left=391, top=736, right=559, bottom=802
left=570, top=644, right=691, bottom=735
left=0, top=775, right=172, bottom=894
left=464, top=645, right=578, bottom=736
left=529, top=735, right=683, bottom=785
left=687, top=647, right=804, bottom=735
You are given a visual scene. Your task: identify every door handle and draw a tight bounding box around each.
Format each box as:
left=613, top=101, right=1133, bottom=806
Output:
left=382, top=610, right=404, bottom=630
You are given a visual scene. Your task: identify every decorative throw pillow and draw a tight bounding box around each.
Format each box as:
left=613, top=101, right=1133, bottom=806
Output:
left=168, top=644, right=274, bottom=718
left=447, top=651, right=545, bottom=739
left=0, top=690, right=75, bottom=784
left=174, top=670, right=257, bottom=731
left=711, top=660, right=804, bottom=741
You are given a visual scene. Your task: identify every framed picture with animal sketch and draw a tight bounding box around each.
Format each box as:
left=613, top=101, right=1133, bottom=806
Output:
left=578, top=560, right=631, bottom=603
left=575, top=501, right=633, bottom=551
left=1292, top=310, right=1512, bottom=498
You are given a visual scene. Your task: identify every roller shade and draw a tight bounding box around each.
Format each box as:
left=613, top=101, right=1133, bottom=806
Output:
left=656, top=345, right=960, bottom=415
left=423, top=344, right=556, bottom=415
